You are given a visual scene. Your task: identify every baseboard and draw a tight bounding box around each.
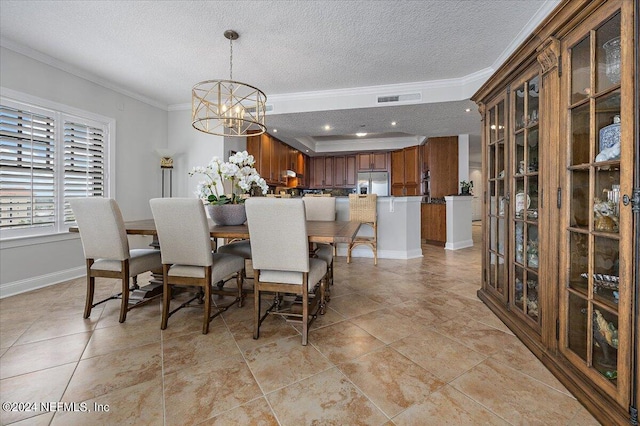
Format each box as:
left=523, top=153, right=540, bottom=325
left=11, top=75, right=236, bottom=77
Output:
left=335, top=246, right=423, bottom=260
left=445, top=239, right=474, bottom=250
left=0, top=266, right=85, bottom=299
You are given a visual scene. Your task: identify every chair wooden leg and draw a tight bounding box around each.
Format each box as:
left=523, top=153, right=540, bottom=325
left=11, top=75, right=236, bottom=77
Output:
left=253, top=274, right=260, bottom=340
left=236, top=269, right=244, bottom=308
left=347, top=244, right=352, bottom=264
left=320, top=277, right=326, bottom=315
left=84, top=274, right=95, bottom=319
left=119, top=261, right=130, bottom=323
left=203, top=283, right=211, bottom=334
left=373, top=245, right=378, bottom=266
left=302, top=282, right=309, bottom=346
left=161, top=267, right=170, bottom=330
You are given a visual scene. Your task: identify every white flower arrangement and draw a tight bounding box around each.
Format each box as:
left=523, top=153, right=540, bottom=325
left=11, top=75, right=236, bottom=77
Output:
left=188, top=151, right=268, bottom=204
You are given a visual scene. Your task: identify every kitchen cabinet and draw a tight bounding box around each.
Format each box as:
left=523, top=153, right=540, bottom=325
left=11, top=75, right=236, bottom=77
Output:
left=391, top=146, right=419, bottom=196
left=424, top=136, right=459, bottom=198
left=472, top=1, right=637, bottom=423
left=310, top=156, right=333, bottom=188
left=421, top=203, right=446, bottom=245
left=247, top=133, right=310, bottom=187
left=357, top=152, right=387, bottom=172
left=333, top=155, right=357, bottom=188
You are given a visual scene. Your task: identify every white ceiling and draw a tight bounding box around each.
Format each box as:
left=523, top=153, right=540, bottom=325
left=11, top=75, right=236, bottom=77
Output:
left=0, top=0, right=560, bottom=161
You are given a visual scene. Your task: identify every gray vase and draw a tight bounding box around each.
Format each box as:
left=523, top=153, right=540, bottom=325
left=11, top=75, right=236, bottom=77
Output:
left=205, top=204, right=247, bottom=226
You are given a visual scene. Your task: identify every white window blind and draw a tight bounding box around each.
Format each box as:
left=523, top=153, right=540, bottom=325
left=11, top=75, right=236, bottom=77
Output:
left=63, top=120, right=105, bottom=224
left=0, top=106, right=56, bottom=231
left=0, top=94, right=112, bottom=239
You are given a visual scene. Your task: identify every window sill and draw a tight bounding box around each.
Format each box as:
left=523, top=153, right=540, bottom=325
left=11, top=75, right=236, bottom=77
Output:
left=0, top=232, right=80, bottom=249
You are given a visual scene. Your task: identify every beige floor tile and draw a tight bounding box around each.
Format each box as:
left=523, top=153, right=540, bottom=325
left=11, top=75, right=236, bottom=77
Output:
left=0, top=322, right=31, bottom=349
left=392, top=384, right=511, bottom=425
left=8, top=412, right=55, bottom=425
left=244, top=335, right=333, bottom=393
left=163, top=355, right=262, bottom=426
left=81, top=317, right=161, bottom=359
left=568, top=406, right=603, bottom=425
left=328, top=292, right=383, bottom=318
left=310, top=321, right=385, bottom=364
left=51, top=376, right=163, bottom=426
left=350, top=308, right=418, bottom=344
left=0, top=363, right=76, bottom=424
left=391, top=329, right=487, bottom=383
left=62, top=341, right=162, bottom=402
left=338, top=346, right=446, bottom=418
left=94, top=297, right=162, bottom=329
left=228, top=316, right=300, bottom=352
left=266, top=367, right=388, bottom=425
left=431, top=316, right=520, bottom=356
left=450, top=358, right=584, bottom=425
left=198, top=397, right=279, bottom=426
left=0, top=332, right=90, bottom=379
left=162, top=324, right=241, bottom=375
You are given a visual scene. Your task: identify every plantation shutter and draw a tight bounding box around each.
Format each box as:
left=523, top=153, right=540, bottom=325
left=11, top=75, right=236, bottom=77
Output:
left=0, top=105, right=56, bottom=230
left=63, top=120, right=106, bottom=223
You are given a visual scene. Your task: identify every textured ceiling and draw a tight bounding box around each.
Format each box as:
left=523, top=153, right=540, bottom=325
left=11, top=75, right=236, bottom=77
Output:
left=0, top=0, right=558, bottom=159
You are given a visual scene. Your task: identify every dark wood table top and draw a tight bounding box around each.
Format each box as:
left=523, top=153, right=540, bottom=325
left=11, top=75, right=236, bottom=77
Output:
left=70, top=219, right=361, bottom=244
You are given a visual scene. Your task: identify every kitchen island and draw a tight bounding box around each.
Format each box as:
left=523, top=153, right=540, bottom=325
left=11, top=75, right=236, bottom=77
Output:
left=334, top=196, right=422, bottom=260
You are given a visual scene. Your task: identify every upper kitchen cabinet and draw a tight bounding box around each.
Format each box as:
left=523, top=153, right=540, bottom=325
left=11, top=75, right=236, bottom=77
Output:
left=246, top=132, right=309, bottom=187
left=357, top=152, right=388, bottom=172
left=424, top=136, right=459, bottom=198
left=333, top=155, right=357, bottom=188
left=391, top=146, right=419, bottom=196
left=472, top=0, right=637, bottom=423
left=310, top=156, right=334, bottom=188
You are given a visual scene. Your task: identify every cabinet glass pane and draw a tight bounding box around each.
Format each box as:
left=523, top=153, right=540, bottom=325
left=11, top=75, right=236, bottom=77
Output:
left=497, top=142, right=505, bottom=177
left=515, top=265, right=525, bottom=311
left=514, top=177, right=525, bottom=219
left=498, top=218, right=505, bottom=255
left=569, top=231, right=589, bottom=295
left=497, top=180, right=505, bottom=217
left=568, top=293, right=588, bottom=362
left=515, top=222, right=525, bottom=264
left=594, top=165, right=620, bottom=233
left=527, top=76, right=540, bottom=126
left=570, top=170, right=590, bottom=229
left=497, top=101, right=505, bottom=141
left=595, top=90, right=621, bottom=163
left=489, top=145, right=496, bottom=178
left=595, top=13, right=621, bottom=94
left=527, top=126, right=539, bottom=172
left=527, top=272, right=539, bottom=321
left=593, top=236, right=620, bottom=307
left=571, top=103, right=590, bottom=165
left=489, top=107, right=497, bottom=143
left=515, top=133, right=525, bottom=175
left=592, top=308, right=619, bottom=382
left=515, top=83, right=525, bottom=130
left=527, top=176, right=539, bottom=218
left=489, top=253, right=505, bottom=294
left=490, top=216, right=497, bottom=251
left=571, top=36, right=591, bottom=104
left=526, top=224, right=539, bottom=270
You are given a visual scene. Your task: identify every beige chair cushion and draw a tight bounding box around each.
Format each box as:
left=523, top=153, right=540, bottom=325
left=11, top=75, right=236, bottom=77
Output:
left=91, top=249, right=161, bottom=275
left=167, top=253, right=244, bottom=281
left=315, top=244, right=333, bottom=266
left=259, top=258, right=327, bottom=290
left=217, top=240, right=252, bottom=259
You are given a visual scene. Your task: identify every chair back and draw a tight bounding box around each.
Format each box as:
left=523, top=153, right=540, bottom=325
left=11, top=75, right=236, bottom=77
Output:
left=149, top=198, right=212, bottom=267
left=245, top=198, right=309, bottom=272
left=302, top=196, right=336, bottom=221
left=70, top=197, right=129, bottom=260
left=349, top=194, right=377, bottom=223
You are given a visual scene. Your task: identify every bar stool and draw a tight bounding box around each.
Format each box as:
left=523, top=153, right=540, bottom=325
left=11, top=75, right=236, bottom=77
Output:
left=347, top=194, right=378, bottom=266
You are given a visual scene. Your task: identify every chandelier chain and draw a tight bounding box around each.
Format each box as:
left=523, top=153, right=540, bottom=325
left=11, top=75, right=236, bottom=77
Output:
left=229, top=36, right=233, bottom=81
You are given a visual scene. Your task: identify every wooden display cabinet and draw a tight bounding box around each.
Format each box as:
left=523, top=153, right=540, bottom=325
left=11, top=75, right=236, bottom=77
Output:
left=472, top=0, right=637, bottom=424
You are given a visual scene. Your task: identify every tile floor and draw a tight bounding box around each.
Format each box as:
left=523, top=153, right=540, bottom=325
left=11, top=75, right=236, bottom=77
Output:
left=0, top=224, right=601, bottom=425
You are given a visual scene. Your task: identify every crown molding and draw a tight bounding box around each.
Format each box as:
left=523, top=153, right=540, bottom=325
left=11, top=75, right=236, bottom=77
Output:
left=1, top=38, right=168, bottom=111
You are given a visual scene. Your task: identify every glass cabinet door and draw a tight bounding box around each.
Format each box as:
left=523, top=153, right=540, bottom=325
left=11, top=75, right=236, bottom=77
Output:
left=560, top=2, right=632, bottom=405
left=510, top=70, right=541, bottom=328
left=485, top=95, right=507, bottom=303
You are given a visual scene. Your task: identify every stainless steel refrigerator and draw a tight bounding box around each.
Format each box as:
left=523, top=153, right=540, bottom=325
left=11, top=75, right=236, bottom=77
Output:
left=357, top=172, right=389, bottom=196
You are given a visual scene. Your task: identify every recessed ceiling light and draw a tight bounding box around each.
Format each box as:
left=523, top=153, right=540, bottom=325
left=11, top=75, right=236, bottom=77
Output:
left=272, top=128, right=278, bottom=132
left=356, top=132, right=368, bottom=137
left=391, top=121, right=397, bottom=126
left=465, top=108, right=471, bottom=112
left=305, top=149, right=309, bottom=152
left=324, top=125, right=331, bottom=131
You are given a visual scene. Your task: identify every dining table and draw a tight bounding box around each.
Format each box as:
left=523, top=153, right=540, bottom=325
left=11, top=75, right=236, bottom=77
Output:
left=72, top=218, right=362, bottom=244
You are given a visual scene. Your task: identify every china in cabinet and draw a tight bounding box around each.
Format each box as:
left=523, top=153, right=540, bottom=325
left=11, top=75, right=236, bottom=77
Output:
left=472, top=0, right=637, bottom=424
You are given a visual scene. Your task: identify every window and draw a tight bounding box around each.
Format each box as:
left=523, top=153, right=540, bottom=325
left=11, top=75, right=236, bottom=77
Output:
left=0, top=94, right=113, bottom=239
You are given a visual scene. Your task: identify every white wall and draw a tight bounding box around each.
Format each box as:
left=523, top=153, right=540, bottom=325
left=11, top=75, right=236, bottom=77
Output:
left=458, top=134, right=470, bottom=187
left=0, top=47, right=168, bottom=297
left=469, top=165, right=483, bottom=221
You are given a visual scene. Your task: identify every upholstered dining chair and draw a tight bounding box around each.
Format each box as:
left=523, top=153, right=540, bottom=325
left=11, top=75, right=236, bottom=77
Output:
left=347, top=194, right=378, bottom=265
left=302, top=195, right=336, bottom=288
left=217, top=239, right=252, bottom=281
left=149, top=198, right=245, bottom=334
left=70, top=197, right=162, bottom=323
left=245, top=198, right=328, bottom=346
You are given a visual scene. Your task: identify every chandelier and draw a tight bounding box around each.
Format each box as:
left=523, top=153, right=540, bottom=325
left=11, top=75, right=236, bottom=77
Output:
left=192, top=30, right=267, bottom=137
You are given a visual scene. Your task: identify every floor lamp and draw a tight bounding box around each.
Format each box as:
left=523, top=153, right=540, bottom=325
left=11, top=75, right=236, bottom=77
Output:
left=156, top=149, right=175, bottom=198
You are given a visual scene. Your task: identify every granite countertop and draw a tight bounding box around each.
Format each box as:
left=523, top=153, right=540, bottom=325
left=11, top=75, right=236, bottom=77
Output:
left=422, top=197, right=446, bottom=204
